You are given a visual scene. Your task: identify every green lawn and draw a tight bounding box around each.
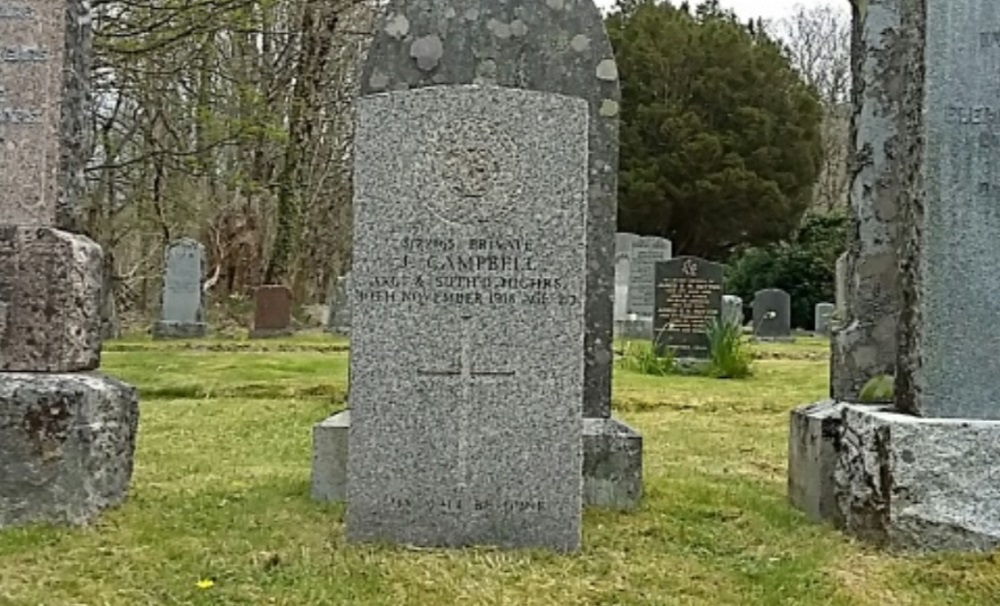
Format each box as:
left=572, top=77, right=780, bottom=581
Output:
left=2, top=336, right=998, bottom=605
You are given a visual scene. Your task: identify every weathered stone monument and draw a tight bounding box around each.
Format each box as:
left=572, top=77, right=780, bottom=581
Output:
left=721, top=294, right=743, bottom=329
left=814, top=302, right=835, bottom=335
left=0, top=0, right=139, bottom=530
left=752, top=288, right=792, bottom=341
left=153, top=238, right=207, bottom=339
left=789, top=0, right=1000, bottom=552
left=612, top=232, right=635, bottom=331
left=652, top=257, right=724, bottom=359
left=250, top=285, right=293, bottom=338
left=311, top=0, right=644, bottom=548
left=618, top=234, right=671, bottom=338
left=325, top=272, right=351, bottom=336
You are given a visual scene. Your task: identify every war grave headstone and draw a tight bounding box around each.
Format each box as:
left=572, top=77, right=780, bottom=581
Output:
left=790, top=0, right=1000, bottom=551
left=0, top=0, right=139, bottom=531
left=814, top=302, right=835, bottom=336
left=752, top=288, right=793, bottom=341
left=250, top=285, right=293, bottom=338
left=310, top=0, right=643, bottom=521
left=652, top=256, right=724, bottom=359
left=153, top=238, right=207, bottom=339
left=325, top=271, right=351, bottom=336
left=346, top=86, right=587, bottom=552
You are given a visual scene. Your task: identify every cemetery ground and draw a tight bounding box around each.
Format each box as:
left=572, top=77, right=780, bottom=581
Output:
left=1, top=337, right=997, bottom=605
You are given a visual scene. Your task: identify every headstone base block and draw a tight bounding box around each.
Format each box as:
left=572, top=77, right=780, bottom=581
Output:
left=312, top=412, right=644, bottom=511
left=787, top=399, right=845, bottom=523
left=789, top=402, right=1000, bottom=553
left=152, top=321, right=207, bottom=339
left=582, top=417, right=643, bottom=510
left=311, top=410, right=349, bottom=502
left=0, top=372, right=140, bottom=530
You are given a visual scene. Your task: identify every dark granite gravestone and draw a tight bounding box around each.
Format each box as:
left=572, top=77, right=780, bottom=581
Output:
left=0, top=0, right=139, bottom=531
left=250, top=285, right=293, bottom=338
left=153, top=238, right=207, bottom=339
left=359, top=0, right=619, bottom=418
left=652, top=256, right=724, bottom=359
left=347, top=86, right=588, bottom=552
left=752, top=288, right=792, bottom=341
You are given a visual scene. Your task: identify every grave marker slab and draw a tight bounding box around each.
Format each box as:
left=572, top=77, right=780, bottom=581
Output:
left=250, top=285, right=293, bottom=338
left=815, top=302, right=835, bottom=335
left=347, top=86, right=587, bottom=552
left=325, top=272, right=351, bottom=336
left=753, top=288, right=792, bottom=340
left=625, top=236, right=672, bottom=318
left=153, top=238, right=207, bottom=339
left=652, top=256, right=724, bottom=359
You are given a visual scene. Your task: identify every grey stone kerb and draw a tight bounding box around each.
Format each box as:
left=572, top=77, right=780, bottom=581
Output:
left=360, top=0, right=620, bottom=419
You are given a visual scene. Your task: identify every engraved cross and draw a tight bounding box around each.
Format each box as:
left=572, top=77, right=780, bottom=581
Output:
left=417, top=314, right=516, bottom=487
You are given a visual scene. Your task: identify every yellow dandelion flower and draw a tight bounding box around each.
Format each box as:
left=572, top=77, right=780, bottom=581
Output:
left=195, top=579, right=215, bottom=590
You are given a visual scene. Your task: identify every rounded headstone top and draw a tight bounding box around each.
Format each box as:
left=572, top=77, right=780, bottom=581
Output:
left=360, top=0, right=620, bottom=117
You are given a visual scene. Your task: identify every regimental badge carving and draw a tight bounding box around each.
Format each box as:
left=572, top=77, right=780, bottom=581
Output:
left=682, top=258, right=698, bottom=277
left=424, top=118, right=521, bottom=225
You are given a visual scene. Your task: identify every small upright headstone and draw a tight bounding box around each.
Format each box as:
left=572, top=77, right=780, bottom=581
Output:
left=0, top=0, right=139, bottom=531
left=721, top=295, right=743, bottom=329
left=625, top=236, right=672, bottom=319
left=153, top=238, right=207, bottom=339
left=325, top=272, right=351, bottom=336
left=652, top=257, right=724, bottom=358
left=613, top=233, right=636, bottom=324
left=250, top=285, right=293, bottom=338
left=752, top=288, right=792, bottom=341
left=814, top=302, right=835, bottom=336
left=347, top=86, right=588, bottom=552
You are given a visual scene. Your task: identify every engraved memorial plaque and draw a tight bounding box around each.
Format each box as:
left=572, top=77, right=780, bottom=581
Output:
left=652, top=256, right=724, bottom=359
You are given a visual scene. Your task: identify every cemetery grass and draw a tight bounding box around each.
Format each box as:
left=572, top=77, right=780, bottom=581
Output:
left=1, top=341, right=998, bottom=605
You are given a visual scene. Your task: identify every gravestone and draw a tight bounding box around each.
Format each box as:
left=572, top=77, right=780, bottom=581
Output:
left=791, top=0, right=1000, bottom=552
left=652, top=257, right=724, bottom=359
left=613, top=233, right=635, bottom=325
left=356, top=0, right=621, bottom=419
left=312, top=0, right=643, bottom=524
left=625, top=235, right=672, bottom=319
left=250, top=285, right=293, bottom=338
left=814, top=302, right=835, bottom=335
left=347, top=86, right=588, bottom=552
left=325, top=272, right=351, bottom=336
left=752, top=288, right=792, bottom=341
left=0, top=0, right=139, bottom=531
left=153, top=238, right=207, bottom=339
left=721, top=294, right=743, bottom=329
